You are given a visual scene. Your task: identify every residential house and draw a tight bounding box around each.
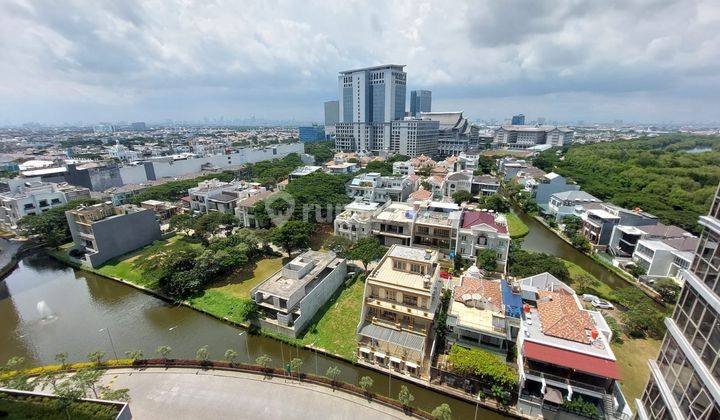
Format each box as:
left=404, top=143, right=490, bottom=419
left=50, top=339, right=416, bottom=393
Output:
left=334, top=201, right=380, bottom=241
left=516, top=272, right=632, bottom=420
left=547, top=190, right=602, bottom=221
left=609, top=222, right=693, bottom=259
left=581, top=204, right=657, bottom=250
left=234, top=190, right=274, bottom=228
left=392, top=161, right=415, bottom=176
left=325, top=162, right=359, bottom=175
left=188, top=179, right=266, bottom=215
left=446, top=266, right=522, bottom=352
left=471, top=175, right=500, bottom=196
left=140, top=200, right=182, bottom=221
left=252, top=250, right=347, bottom=337
left=443, top=171, right=474, bottom=197
left=0, top=178, right=90, bottom=227
left=534, top=173, right=580, bottom=213
left=371, top=202, right=416, bottom=247
left=455, top=211, right=510, bottom=272
left=288, top=165, right=322, bottom=180
left=357, top=245, right=442, bottom=377
left=632, top=236, right=698, bottom=280
left=66, top=203, right=161, bottom=268
left=347, top=173, right=417, bottom=204
left=412, top=202, right=462, bottom=257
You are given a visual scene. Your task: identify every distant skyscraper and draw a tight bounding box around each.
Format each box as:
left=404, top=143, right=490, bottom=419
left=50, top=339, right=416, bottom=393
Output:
left=324, top=100, right=339, bottom=126
left=635, top=183, right=720, bottom=420
left=410, top=90, right=432, bottom=116
left=511, top=114, right=525, bottom=125
left=299, top=125, right=325, bottom=142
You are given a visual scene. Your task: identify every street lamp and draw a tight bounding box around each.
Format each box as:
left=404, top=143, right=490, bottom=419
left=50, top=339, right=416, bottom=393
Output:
left=473, top=392, right=481, bottom=420
left=99, top=328, right=118, bottom=360
left=310, top=340, right=318, bottom=377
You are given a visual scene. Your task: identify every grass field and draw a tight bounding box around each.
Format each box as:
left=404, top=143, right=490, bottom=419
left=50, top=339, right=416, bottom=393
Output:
left=207, top=257, right=285, bottom=298
left=562, top=259, right=616, bottom=301
left=613, top=337, right=662, bottom=403
left=506, top=212, right=529, bottom=238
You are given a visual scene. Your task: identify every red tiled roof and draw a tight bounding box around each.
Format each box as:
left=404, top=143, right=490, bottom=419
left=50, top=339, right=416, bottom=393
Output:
left=409, top=189, right=432, bottom=200
left=453, top=277, right=502, bottom=308
left=536, top=290, right=593, bottom=344
left=523, top=341, right=621, bottom=380
left=461, top=211, right=508, bottom=234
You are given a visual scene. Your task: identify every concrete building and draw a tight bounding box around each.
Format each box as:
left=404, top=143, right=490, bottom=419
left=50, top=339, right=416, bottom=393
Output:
left=334, top=201, right=380, bottom=241
left=299, top=125, right=325, bottom=142
left=288, top=165, right=322, bottom=180
left=472, top=175, right=500, bottom=196
left=534, top=173, right=580, bottom=213
left=335, top=64, right=407, bottom=153
left=420, top=111, right=480, bottom=157
left=493, top=126, right=574, bottom=150
left=371, top=201, right=416, bottom=247
left=446, top=266, right=522, bottom=352
left=547, top=190, right=602, bottom=221
left=609, top=222, right=693, bottom=259
left=347, top=172, right=417, bottom=204
left=140, top=200, right=182, bottom=221
left=357, top=245, right=442, bottom=377
left=516, top=272, right=632, bottom=420
left=410, top=90, right=431, bottom=117
left=636, top=183, right=720, bottom=420
left=632, top=236, right=698, bottom=280
left=66, top=203, right=161, bottom=267
left=581, top=204, right=657, bottom=250
left=412, top=202, right=462, bottom=257
left=188, top=179, right=266, bottom=215
left=66, top=162, right=124, bottom=192
left=455, top=211, right=510, bottom=272
left=252, top=250, right=347, bottom=337
left=324, top=100, right=339, bottom=139
left=511, top=114, right=525, bottom=125
left=0, top=178, right=90, bottom=227
left=388, top=118, right=439, bottom=157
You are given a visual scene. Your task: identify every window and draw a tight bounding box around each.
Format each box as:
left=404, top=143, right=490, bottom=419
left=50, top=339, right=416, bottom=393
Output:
left=393, top=260, right=406, bottom=271
left=403, top=295, right=418, bottom=307
left=410, top=263, right=423, bottom=274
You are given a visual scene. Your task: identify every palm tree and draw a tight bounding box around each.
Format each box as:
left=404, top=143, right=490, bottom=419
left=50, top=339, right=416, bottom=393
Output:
left=124, top=350, right=143, bottom=363
left=398, top=385, right=415, bottom=410
left=289, top=358, right=303, bottom=380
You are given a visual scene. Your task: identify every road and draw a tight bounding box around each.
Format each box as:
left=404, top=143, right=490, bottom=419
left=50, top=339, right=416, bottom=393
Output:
left=100, top=368, right=408, bottom=420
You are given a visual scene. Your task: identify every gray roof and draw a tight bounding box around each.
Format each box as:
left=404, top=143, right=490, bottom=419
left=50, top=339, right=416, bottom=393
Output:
left=358, top=323, right=425, bottom=352
left=340, top=64, right=405, bottom=74
left=551, top=190, right=600, bottom=202
left=387, top=245, right=436, bottom=262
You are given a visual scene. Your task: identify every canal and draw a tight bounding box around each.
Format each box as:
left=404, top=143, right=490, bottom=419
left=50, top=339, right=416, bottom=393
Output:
left=0, top=254, right=503, bottom=419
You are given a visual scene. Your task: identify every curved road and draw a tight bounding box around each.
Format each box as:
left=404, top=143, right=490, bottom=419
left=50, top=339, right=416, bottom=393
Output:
left=100, top=368, right=409, bottom=420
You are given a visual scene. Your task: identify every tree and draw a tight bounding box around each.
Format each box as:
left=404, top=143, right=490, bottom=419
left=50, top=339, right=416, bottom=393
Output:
left=508, top=248, right=571, bottom=284
left=654, top=278, right=681, bottom=303
left=87, top=351, right=106, bottom=366
left=156, top=345, right=172, bottom=361
left=348, top=237, right=387, bottom=271
left=482, top=194, right=509, bottom=213
left=570, top=233, right=591, bottom=252
left=124, top=350, right=143, bottom=363
left=475, top=249, right=499, bottom=272
left=17, top=198, right=97, bottom=246
left=54, top=352, right=69, bottom=368
left=451, top=190, right=474, bottom=205
left=572, top=274, right=598, bottom=294
left=269, top=221, right=314, bottom=256
left=432, top=403, right=452, bottom=420
left=256, top=354, right=272, bottom=370
left=248, top=200, right=272, bottom=228
left=224, top=349, right=238, bottom=365
left=326, top=365, right=341, bottom=385
left=630, top=264, right=647, bottom=278
left=100, top=386, right=131, bottom=402
left=624, top=303, right=665, bottom=339
left=0, top=356, right=33, bottom=391
left=398, top=385, right=415, bottom=408
left=562, top=215, right=583, bottom=236
left=358, top=376, right=374, bottom=394
left=73, top=368, right=104, bottom=398
left=196, top=345, right=209, bottom=362
left=289, top=358, right=303, bottom=379
left=237, top=299, right=260, bottom=322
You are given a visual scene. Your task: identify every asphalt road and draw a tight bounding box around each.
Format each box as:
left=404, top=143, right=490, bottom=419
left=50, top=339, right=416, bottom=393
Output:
left=100, top=368, right=408, bottom=420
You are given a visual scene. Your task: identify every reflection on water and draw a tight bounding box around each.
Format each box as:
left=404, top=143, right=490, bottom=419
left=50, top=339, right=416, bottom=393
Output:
left=0, top=254, right=502, bottom=419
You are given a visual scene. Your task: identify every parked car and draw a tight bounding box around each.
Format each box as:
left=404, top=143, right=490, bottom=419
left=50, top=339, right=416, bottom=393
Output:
left=591, top=299, right=614, bottom=309
left=582, top=294, right=599, bottom=302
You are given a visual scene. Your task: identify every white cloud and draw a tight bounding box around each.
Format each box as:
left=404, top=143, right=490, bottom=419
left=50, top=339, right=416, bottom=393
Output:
left=0, top=0, right=718, bottom=124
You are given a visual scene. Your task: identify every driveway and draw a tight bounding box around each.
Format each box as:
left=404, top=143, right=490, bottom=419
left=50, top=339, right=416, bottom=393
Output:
left=100, top=368, right=407, bottom=420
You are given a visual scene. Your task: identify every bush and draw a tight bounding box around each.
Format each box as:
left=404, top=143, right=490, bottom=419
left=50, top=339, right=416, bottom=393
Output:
left=563, top=395, right=600, bottom=419
left=653, top=278, right=681, bottom=303
left=476, top=249, right=499, bottom=272
left=508, top=248, right=571, bottom=284
left=447, top=345, right=517, bottom=392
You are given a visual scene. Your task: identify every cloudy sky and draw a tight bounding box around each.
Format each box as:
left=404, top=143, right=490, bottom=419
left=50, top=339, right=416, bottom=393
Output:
left=1, top=0, right=719, bottom=125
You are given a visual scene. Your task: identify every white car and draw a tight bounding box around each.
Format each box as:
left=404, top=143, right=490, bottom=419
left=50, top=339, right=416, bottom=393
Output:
left=582, top=294, right=599, bottom=302
left=591, top=299, right=614, bottom=310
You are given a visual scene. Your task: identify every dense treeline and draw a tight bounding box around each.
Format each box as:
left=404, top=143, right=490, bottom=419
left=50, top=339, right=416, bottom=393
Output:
left=534, top=135, right=720, bottom=233
left=303, top=140, right=335, bottom=164
left=132, top=171, right=237, bottom=203
left=237, top=153, right=303, bottom=185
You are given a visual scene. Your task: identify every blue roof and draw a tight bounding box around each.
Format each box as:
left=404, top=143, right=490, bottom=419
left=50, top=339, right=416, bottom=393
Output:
left=502, top=280, right=523, bottom=318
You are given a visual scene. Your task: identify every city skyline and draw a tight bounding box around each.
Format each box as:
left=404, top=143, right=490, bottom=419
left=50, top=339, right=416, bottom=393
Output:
left=1, top=0, right=720, bottom=126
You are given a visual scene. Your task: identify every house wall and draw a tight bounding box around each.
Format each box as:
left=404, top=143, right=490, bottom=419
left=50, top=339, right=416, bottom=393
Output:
left=82, top=210, right=161, bottom=267
left=535, top=177, right=579, bottom=210
left=293, top=260, right=348, bottom=334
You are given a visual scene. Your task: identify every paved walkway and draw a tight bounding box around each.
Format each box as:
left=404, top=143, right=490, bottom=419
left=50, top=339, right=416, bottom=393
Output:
left=100, top=368, right=409, bottom=420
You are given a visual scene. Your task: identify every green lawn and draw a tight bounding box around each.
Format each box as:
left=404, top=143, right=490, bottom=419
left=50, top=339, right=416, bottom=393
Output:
left=206, top=257, right=285, bottom=299
left=612, top=337, right=662, bottom=403
left=506, top=212, right=529, bottom=238
left=562, top=260, right=616, bottom=301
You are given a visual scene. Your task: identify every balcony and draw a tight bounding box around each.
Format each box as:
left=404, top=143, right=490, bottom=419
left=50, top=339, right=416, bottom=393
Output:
left=524, top=367, right=611, bottom=396
left=365, top=296, right=432, bottom=319
left=369, top=314, right=428, bottom=335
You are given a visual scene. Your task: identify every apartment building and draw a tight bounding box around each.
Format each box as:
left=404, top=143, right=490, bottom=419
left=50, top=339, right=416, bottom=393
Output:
left=636, top=183, right=720, bottom=420
left=633, top=236, right=698, bottom=280
left=420, top=111, right=480, bottom=156
left=357, top=245, right=442, bottom=377
left=66, top=203, right=161, bottom=267
left=446, top=266, right=522, bottom=352
left=455, top=210, right=511, bottom=272
left=346, top=172, right=417, bottom=204
left=517, top=272, right=632, bottom=420
left=334, top=201, right=380, bottom=241
left=0, top=178, right=90, bottom=227
left=493, top=125, right=574, bottom=150
left=389, top=118, right=440, bottom=157
left=188, top=179, right=266, bottom=214
left=252, top=250, right=347, bottom=337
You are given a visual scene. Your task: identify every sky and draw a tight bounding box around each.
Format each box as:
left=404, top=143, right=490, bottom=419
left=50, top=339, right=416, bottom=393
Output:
left=1, top=0, right=719, bottom=126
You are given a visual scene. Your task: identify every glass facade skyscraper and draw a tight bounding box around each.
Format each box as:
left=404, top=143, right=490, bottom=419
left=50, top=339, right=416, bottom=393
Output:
left=410, top=90, right=431, bottom=117
left=636, top=183, right=720, bottom=420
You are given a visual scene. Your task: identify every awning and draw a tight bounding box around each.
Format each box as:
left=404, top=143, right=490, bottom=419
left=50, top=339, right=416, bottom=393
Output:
left=389, top=356, right=402, bottom=364
left=405, top=361, right=418, bottom=369
left=374, top=352, right=387, bottom=359
left=523, top=341, right=621, bottom=380
left=359, top=347, right=371, bottom=354
left=544, top=387, right=564, bottom=405
left=358, top=323, right=425, bottom=352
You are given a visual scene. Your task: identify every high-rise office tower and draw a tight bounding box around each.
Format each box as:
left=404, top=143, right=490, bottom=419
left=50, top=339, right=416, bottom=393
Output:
left=511, top=114, right=525, bottom=125
left=410, top=90, right=432, bottom=116
left=636, top=183, right=720, bottom=420
left=324, top=100, right=339, bottom=139
left=335, top=65, right=407, bottom=152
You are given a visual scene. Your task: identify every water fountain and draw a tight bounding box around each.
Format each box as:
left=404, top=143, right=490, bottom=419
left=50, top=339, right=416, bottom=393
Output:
left=36, top=300, right=56, bottom=321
